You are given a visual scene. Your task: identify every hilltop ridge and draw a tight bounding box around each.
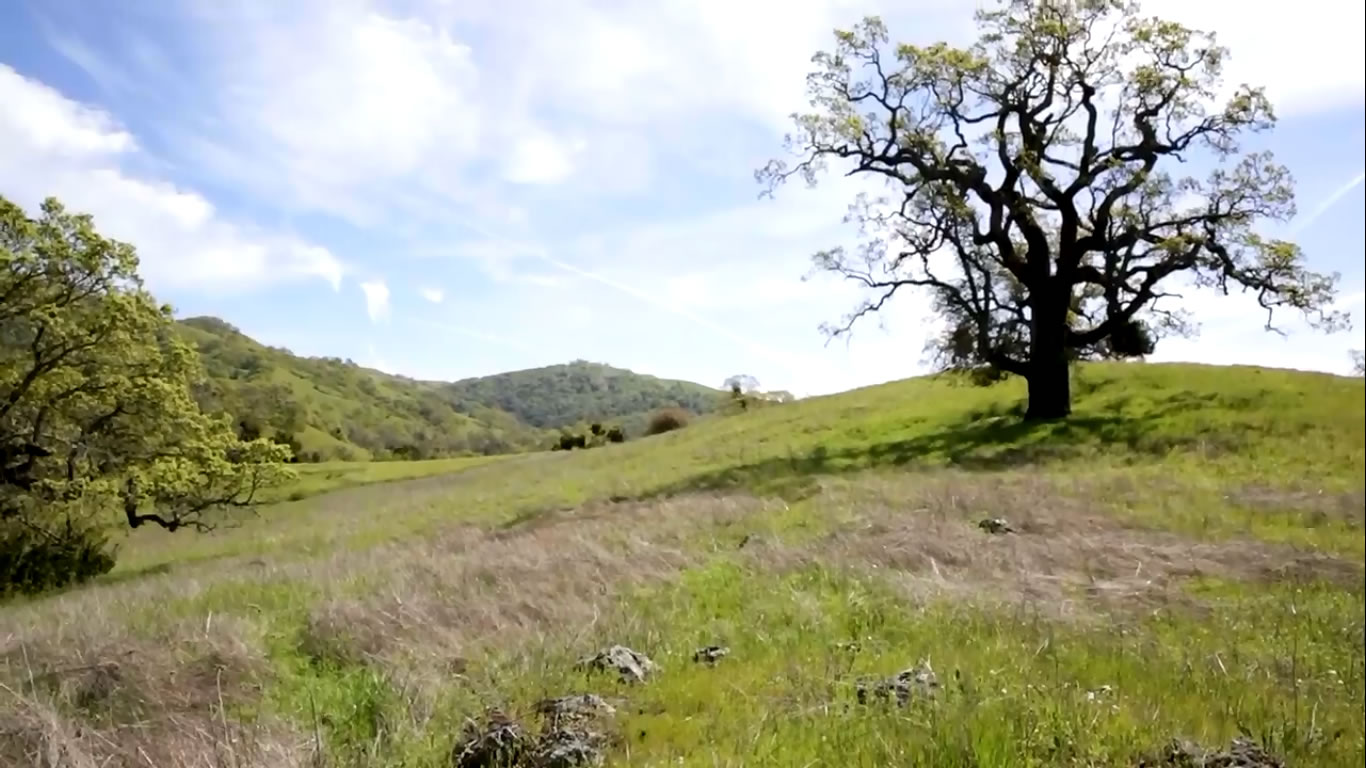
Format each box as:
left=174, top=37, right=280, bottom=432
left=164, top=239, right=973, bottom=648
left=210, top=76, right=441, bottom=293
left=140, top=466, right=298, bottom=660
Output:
left=176, top=316, right=723, bottom=461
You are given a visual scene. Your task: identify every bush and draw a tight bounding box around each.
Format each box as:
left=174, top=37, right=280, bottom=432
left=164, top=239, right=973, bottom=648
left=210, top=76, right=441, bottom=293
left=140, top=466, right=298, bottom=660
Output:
left=557, top=432, right=589, bottom=451
left=1, top=517, right=117, bottom=597
left=645, top=408, right=690, bottom=436
left=554, top=424, right=626, bottom=451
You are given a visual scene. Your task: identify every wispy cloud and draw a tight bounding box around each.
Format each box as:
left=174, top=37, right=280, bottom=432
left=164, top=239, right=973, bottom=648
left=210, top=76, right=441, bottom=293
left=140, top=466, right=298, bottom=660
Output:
left=359, top=279, right=391, bottom=323
left=0, top=64, right=344, bottom=293
left=419, top=286, right=445, bottom=304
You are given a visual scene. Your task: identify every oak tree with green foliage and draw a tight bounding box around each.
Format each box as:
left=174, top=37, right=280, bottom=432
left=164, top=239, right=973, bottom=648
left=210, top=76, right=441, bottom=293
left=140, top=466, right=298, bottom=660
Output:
left=1, top=196, right=291, bottom=591
left=759, top=0, right=1345, bottom=419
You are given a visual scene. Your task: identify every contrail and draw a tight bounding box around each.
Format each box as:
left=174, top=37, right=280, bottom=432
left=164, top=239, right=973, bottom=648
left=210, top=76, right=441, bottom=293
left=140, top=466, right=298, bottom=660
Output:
left=1289, top=170, right=1366, bottom=236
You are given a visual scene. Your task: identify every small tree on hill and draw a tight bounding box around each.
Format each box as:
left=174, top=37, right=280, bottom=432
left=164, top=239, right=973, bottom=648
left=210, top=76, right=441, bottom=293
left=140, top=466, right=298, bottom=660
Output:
left=1, top=196, right=292, bottom=592
left=759, top=0, right=1346, bottom=420
left=724, top=374, right=760, bottom=411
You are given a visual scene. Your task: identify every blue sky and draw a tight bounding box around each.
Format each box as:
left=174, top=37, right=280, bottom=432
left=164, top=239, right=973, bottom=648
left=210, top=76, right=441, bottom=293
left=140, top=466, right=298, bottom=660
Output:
left=1, top=0, right=1362, bottom=396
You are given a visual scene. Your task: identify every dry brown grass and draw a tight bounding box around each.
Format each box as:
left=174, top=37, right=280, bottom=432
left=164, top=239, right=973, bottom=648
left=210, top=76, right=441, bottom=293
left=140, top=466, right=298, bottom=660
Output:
left=0, top=611, right=301, bottom=768
left=738, top=472, right=1363, bottom=618
left=0, top=494, right=770, bottom=767
left=1, top=470, right=1359, bottom=766
left=295, top=494, right=768, bottom=674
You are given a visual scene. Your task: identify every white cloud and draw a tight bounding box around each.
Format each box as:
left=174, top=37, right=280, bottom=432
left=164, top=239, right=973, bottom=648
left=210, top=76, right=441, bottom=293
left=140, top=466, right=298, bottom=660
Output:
left=1139, top=0, right=1364, bottom=115
left=0, top=64, right=344, bottom=294
left=359, top=279, right=391, bottom=323
left=419, top=286, right=445, bottom=304
left=108, top=0, right=1362, bottom=233
left=179, top=1, right=483, bottom=219
left=504, top=130, right=585, bottom=185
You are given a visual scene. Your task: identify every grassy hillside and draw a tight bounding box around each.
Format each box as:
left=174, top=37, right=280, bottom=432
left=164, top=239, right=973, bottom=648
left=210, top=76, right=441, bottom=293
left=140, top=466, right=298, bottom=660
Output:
left=177, top=318, right=720, bottom=462
left=2, top=362, right=1362, bottom=767
left=442, top=360, right=723, bottom=435
left=178, top=316, right=546, bottom=461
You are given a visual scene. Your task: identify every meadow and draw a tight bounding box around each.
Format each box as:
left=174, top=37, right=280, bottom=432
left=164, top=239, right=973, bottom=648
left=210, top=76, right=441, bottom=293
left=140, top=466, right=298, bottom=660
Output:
left=261, top=456, right=514, bottom=504
left=2, top=362, right=1363, bottom=767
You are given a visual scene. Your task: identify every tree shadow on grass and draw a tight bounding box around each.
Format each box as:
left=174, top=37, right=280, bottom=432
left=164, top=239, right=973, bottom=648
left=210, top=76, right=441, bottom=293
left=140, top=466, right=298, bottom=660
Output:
left=649, top=389, right=1231, bottom=501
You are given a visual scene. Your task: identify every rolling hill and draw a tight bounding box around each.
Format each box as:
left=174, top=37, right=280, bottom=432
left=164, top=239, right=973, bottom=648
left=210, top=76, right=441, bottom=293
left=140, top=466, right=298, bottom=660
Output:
left=4, top=362, right=1362, bottom=766
left=443, top=360, right=723, bottom=436
left=176, top=316, right=723, bottom=461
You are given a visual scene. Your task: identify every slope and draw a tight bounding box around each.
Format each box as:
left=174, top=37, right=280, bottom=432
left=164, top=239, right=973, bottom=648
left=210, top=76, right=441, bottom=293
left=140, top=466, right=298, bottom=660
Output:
left=4, top=362, right=1363, bottom=767
left=176, top=318, right=725, bottom=462
left=177, top=316, right=548, bottom=461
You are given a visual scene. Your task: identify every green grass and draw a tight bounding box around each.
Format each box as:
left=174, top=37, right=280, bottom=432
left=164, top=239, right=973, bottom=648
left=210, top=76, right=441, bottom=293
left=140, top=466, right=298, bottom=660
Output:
left=264, top=455, right=513, bottom=502
left=2, top=362, right=1362, bottom=767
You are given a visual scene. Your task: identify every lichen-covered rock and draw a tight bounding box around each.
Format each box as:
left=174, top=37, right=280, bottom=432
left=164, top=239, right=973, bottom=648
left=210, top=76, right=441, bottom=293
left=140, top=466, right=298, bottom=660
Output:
left=856, top=659, right=939, bottom=706
left=577, top=645, right=657, bottom=683
left=692, top=645, right=729, bottom=665
left=532, top=727, right=608, bottom=767
left=451, top=711, right=529, bottom=768
left=536, top=694, right=616, bottom=725
left=1137, top=737, right=1285, bottom=768
left=978, top=517, right=1015, bottom=534
left=452, top=697, right=617, bottom=767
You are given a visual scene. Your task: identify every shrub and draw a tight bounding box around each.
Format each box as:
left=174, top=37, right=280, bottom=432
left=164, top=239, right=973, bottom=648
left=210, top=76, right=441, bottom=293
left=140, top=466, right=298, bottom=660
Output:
left=606, top=426, right=626, bottom=443
left=645, top=408, right=690, bottom=436
left=557, top=433, right=589, bottom=451
left=1, top=516, right=117, bottom=597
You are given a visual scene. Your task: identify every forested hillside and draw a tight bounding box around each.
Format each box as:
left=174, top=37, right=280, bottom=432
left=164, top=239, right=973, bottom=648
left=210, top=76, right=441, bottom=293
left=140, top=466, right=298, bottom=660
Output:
left=443, top=361, right=722, bottom=435
left=177, top=317, right=721, bottom=461
left=178, top=317, right=544, bottom=461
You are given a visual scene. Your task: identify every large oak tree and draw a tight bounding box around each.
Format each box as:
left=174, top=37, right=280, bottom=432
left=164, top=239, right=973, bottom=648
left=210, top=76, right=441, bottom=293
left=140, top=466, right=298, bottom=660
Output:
left=1, top=195, right=292, bottom=589
left=759, top=0, right=1346, bottom=419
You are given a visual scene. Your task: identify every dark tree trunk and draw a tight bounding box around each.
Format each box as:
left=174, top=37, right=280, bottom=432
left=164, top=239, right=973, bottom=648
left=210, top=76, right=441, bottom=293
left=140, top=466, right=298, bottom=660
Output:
left=1025, top=289, right=1072, bottom=421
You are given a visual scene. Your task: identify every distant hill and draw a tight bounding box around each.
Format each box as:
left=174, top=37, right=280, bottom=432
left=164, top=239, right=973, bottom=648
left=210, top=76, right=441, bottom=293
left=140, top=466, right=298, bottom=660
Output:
left=443, top=361, right=723, bottom=436
left=174, top=317, right=721, bottom=462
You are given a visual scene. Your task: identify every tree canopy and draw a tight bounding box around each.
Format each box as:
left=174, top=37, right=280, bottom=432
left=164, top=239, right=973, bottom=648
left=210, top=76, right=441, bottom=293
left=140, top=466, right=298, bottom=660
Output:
left=760, top=0, right=1346, bottom=418
left=1, top=195, right=293, bottom=590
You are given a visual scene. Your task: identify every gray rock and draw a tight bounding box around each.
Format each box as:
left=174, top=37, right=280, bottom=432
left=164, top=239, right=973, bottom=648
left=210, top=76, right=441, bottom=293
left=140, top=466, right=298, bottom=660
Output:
left=532, top=728, right=607, bottom=767
left=536, top=694, right=616, bottom=725
left=1138, top=737, right=1285, bottom=767
left=978, top=517, right=1015, bottom=534
left=577, top=645, right=657, bottom=683
left=451, top=712, right=529, bottom=768
left=454, top=697, right=616, bottom=768
left=857, top=659, right=939, bottom=706
left=692, top=645, right=729, bottom=665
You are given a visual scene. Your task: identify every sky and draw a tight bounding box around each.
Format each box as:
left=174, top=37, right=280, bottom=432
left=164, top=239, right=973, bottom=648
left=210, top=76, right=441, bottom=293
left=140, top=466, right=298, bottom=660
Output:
left=0, top=0, right=1362, bottom=397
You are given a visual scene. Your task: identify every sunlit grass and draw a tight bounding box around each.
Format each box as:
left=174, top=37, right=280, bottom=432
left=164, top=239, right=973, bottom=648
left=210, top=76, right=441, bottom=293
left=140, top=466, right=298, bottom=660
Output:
left=2, top=362, right=1362, bottom=766
left=263, top=455, right=513, bottom=502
